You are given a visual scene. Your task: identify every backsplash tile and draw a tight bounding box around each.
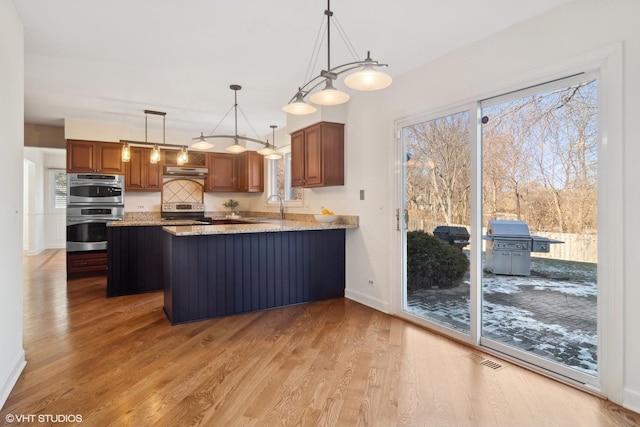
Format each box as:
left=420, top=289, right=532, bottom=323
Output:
left=162, top=179, right=204, bottom=203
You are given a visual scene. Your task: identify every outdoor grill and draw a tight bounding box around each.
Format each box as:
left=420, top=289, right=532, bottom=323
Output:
left=432, top=226, right=470, bottom=250
left=483, top=220, right=563, bottom=276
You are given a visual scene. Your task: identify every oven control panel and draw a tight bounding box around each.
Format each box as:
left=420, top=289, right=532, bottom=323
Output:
left=162, top=203, right=205, bottom=213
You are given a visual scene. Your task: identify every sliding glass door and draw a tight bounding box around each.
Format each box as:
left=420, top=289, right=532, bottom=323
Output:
left=400, top=74, right=600, bottom=385
left=479, top=75, right=599, bottom=383
left=401, top=110, right=472, bottom=338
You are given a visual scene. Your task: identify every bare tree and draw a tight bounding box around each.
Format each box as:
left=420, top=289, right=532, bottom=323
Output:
left=403, top=79, right=597, bottom=236
left=406, top=112, right=470, bottom=225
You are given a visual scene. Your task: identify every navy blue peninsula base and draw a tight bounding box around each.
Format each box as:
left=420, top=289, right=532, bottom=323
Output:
left=162, top=228, right=346, bottom=325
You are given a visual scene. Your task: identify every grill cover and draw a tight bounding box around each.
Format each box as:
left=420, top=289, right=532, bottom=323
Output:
left=487, top=220, right=531, bottom=238
left=433, top=226, right=470, bottom=242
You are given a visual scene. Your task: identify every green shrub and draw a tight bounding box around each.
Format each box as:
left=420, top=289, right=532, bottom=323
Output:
left=407, top=231, right=469, bottom=292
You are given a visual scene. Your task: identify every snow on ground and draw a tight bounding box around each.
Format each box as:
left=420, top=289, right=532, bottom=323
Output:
left=407, top=255, right=598, bottom=377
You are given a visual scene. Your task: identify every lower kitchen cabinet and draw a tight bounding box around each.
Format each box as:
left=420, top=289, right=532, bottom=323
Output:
left=107, top=226, right=165, bottom=297
left=163, top=229, right=345, bottom=324
left=67, top=251, right=107, bottom=279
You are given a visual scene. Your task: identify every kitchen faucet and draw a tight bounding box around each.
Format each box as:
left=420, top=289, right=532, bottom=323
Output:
left=267, top=194, right=285, bottom=219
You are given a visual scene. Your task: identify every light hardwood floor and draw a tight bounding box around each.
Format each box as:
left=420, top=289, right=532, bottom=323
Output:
left=2, top=249, right=639, bottom=426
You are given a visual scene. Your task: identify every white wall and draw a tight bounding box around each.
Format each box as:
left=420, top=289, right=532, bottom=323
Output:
left=341, top=0, right=640, bottom=412
left=0, top=0, right=26, bottom=409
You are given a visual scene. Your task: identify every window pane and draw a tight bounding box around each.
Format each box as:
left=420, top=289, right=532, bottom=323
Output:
left=53, top=170, right=67, bottom=209
left=267, top=153, right=303, bottom=202
left=481, top=78, right=598, bottom=378
left=403, top=110, right=471, bottom=335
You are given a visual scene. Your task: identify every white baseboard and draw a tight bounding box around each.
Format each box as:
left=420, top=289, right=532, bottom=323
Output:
left=0, top=350, right=26, bottom=410
left=624, top=387, right=640, bottom=415
left=23, top=247, right=44, bottom=256
left=45, top=242, right=66, bottom=249
left=345, top=288, right=389, bottom=314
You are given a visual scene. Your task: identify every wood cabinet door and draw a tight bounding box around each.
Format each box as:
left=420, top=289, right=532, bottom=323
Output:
left=67, top=140, right=96, bottom=172
left=304, top=123, right=323, bottom=186
left=290, top=130, right=306, bottom=187
left=96, top=142, right=124, bottom=174
left=237, top=151, right=264, bottom=192
left=247, top=151, right=264, bottom=192
left=145, top=154, right=162, bottom=190
left=206, top=153, right=236, bottom=192
left=319, top=122, right=344, bottom=187
left=236, top=153, right=248, bottom=192
left=124, top=147, right=145, bottom=190
left=124, top=147, right=161, bottom=191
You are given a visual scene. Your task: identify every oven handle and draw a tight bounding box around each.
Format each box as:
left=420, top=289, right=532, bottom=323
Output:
left=67, top=217, right=123, bottom=223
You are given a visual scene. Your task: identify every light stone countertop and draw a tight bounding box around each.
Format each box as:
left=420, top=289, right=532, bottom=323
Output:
left=162, top=219, right=357, bottom=236
left=109, top=211, right=359, bottom=232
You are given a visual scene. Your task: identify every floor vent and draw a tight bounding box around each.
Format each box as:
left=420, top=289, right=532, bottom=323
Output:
left=464, top=353, right=505, bottom=371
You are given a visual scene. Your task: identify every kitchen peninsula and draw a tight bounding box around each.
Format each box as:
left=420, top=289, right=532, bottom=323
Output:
left=107, top=216, right=357, bottom=324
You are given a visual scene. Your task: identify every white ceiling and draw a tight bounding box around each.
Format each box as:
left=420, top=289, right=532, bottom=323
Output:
left=13, top=0, right=575, bottom=140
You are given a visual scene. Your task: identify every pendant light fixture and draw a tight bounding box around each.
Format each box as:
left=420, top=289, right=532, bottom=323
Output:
left=177, top=145, right=189, bottom=165
left=282, top=89, right=317, bottom=115
left=121, top=141, right=131, bottom=162
left=282, top=0, right=392, bottom=115
left=262, top=125, right=282, bottom=160
left=147, top=110, right=166, bottom=164
left=193, top=84, right=275, bottom=155
left=120, top=110, right=191, bottom=162
left=191, top=132, right=214, bottom=150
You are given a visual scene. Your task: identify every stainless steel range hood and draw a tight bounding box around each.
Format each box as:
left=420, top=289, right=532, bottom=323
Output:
left=163, top=166, right=208, bottom=177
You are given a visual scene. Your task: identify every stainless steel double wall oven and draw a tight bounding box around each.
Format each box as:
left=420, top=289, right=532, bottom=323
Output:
left=66, top=173, right=124, bottom=252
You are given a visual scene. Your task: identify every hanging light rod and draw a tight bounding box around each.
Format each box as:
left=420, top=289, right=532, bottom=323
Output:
left=119, top=139, right=186, bottom=150
left=121, top=110, right=188, bottom=165
left=192, top=84, right=275, bottom=155
left=282, top=0, right=392, bottom=115
left=143, top=109, right=166, bottom=117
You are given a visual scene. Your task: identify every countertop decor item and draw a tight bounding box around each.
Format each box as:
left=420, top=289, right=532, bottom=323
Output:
left=314, top=214, right=338, bottom=227
left=223, top=199, right=239, bottom=217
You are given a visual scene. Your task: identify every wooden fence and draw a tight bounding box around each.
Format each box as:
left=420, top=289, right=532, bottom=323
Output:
left=407, top=218, right=597, bottom=263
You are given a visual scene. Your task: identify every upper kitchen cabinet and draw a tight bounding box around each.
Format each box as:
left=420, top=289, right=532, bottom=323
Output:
left=67, top=140, right=124, bottom=174
left=164, top=150, right=206, bottom=167
left=205, top=153, right=236, bottom=192
left=290, top=122, right=344, bottom=188
left=124, top=146, right=162, bottom=191
left=236, top=151, right=264, bottom=193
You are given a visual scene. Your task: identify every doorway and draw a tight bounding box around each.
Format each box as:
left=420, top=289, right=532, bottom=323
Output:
left=399, top=74, right=600, bottom=386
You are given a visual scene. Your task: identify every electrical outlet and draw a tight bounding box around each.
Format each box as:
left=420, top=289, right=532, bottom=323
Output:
left=137, top=205, right=145, bottom=210
left=368, top=278, right=374, bottom=286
